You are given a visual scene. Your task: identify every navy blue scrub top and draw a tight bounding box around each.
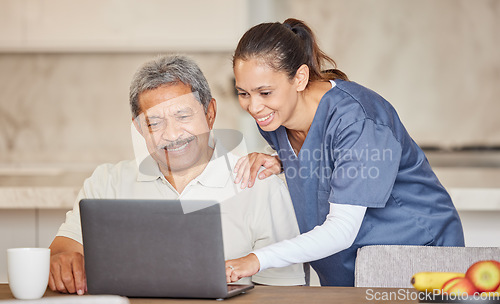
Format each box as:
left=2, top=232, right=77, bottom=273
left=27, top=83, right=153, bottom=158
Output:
left=258, top=80, right=465, bottom=287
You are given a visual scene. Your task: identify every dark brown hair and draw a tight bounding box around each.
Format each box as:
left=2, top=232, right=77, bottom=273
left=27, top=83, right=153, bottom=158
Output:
left=233, top=18, right=348, bottom=83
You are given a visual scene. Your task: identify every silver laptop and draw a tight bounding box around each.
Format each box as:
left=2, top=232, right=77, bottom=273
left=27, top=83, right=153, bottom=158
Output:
left=79, top=199, right=254, bottom=299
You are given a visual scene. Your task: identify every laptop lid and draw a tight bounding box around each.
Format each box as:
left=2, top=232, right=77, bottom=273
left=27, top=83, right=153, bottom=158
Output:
left=80, top=199, right=252, bottom=298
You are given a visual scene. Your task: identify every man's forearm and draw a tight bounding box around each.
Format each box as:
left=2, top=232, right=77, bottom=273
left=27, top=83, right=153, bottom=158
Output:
left=49, top=236, right=83, bottom=256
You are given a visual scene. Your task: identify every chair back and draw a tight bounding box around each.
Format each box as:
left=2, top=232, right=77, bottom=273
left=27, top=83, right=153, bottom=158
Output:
left=354, top=245, right=500, bottom=288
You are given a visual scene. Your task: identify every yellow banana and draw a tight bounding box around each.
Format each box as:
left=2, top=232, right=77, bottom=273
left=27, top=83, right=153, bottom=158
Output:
left=411, top=272, right=465, bottom=293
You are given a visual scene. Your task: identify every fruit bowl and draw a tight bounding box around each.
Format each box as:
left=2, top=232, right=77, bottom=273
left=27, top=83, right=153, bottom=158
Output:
left=413, top=260, right=500, bottom=303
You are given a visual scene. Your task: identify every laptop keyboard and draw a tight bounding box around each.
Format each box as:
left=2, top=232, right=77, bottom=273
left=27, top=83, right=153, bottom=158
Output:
left=227, top=284, right=244, bottom=292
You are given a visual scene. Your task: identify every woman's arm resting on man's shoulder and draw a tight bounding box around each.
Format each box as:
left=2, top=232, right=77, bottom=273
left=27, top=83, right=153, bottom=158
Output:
left=233, top=152, right=282, bottom=189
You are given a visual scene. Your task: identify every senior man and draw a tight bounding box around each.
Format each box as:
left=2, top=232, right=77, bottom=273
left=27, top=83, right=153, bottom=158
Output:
left=48, top=55, right=304, bottom=295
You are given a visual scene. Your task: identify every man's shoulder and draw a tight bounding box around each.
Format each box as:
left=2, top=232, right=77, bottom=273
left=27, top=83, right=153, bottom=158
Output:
left=87, top=159, right=138, bottom=182
left=92, top=159, right=137, bottom=173
left=241, top=170, right=289, bottom=203
left=223, top=151, right=287, bottom=189
left=253, top=170, right=287, bottom=189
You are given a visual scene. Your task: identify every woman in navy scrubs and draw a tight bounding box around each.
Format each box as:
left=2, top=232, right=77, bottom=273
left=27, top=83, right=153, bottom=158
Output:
left=225, top=18, right=465, bottom=286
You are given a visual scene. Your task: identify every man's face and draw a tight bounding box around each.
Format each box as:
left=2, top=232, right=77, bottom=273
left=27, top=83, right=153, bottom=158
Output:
left=134, top=82, right=215, bottom=175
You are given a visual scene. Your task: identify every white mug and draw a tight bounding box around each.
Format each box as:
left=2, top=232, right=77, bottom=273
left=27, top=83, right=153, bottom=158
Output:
left=7, top=248, right=50, bottom=300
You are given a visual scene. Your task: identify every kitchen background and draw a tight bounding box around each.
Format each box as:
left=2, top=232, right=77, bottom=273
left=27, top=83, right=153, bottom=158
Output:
left=1, top=0, right=499, bottom=283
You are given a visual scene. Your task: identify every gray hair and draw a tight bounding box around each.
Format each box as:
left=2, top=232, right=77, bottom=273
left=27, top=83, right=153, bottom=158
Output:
left=129, top=55, right=212, bottom=118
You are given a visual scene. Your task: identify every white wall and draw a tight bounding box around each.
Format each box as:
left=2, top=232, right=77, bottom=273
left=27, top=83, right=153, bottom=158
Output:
left=1, top=0, right=500, bottom=166
left=0, top=0, right=248, bottom=52
left=275, top=0, right=500, bottom=149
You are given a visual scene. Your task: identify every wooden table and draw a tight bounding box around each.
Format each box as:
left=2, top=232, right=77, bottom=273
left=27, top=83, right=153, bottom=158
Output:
left=0, top=284, right=421, bottom=303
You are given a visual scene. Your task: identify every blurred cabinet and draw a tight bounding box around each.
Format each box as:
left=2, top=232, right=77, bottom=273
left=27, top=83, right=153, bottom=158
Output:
left=0, top=0, right=248, bottom=52
left=0, top=209, right=67, bottom=283
left=458, top=210, right=500, bottom=247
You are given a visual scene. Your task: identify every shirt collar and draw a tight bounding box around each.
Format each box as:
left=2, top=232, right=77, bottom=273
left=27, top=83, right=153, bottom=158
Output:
left=136, top=155, right=162, bottom=182
left=194, top=142, right=232, bottom=188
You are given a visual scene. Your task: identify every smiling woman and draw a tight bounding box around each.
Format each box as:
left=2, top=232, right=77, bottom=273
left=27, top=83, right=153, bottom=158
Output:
left=225, top=18, right=465, bottom=287
left=233, top=18, right=347, bottom=135
left=234, top=58, right=303, bottom=131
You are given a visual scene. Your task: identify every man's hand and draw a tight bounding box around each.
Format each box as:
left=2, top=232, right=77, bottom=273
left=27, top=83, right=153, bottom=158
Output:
left=225, top=253, right=261, bottom=283
left=234, top=153, right=282, bottom=189
left=48, top=236, right=86, bottom=295
left=49, top=251, right=86, bottom=295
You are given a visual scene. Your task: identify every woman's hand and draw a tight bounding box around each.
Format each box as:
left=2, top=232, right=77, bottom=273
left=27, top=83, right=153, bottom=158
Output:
left=234, top=153, right=282, bottom=189
left=225, top=253, right=261, bottom=283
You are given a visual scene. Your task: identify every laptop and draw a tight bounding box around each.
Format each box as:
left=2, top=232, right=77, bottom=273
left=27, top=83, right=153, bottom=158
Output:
left=79, top=199, right=254, bottom=299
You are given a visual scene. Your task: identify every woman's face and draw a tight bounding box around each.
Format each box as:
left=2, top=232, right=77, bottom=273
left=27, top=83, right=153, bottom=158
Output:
left=234, top=58, right=301, bottom=132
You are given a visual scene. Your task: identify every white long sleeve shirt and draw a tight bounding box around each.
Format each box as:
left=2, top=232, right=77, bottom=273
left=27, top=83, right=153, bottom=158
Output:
left=252, top=203, right=367, bottom=271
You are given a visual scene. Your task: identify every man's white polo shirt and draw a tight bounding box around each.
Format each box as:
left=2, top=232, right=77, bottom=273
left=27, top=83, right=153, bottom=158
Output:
left=56, top=142, right=305, bottom=286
